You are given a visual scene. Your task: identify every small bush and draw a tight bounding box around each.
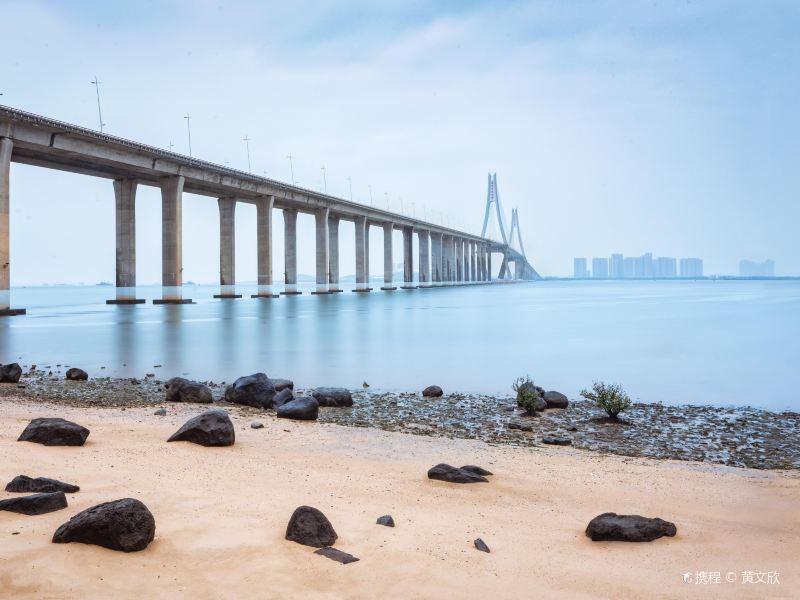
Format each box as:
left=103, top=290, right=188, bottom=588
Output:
left=513, top=376, right=542, bottom=415
left=580, top=381, right=631, bottom=420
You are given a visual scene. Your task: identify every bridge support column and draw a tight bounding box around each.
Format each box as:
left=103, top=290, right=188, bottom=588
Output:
left=313, top=208, right=330, bottom=294
left=487, top=250, right=492, bottom=282
left=154, top=175, right=191, bottom=304
left=107, top=178, right=143, bottom=305
left=252, top=195, right=277, bottom=298
left=482, top=245, right=488, bottom=281
left=328, top=214, right=341, bottom=292
left=418, top=230, right=430, bottom=287
left=281, top=209, right=300, bottom=295
left=470, top=242, right=477, bottom=282
left=455, top=238, right=463, bottom=283
left=381, top=223, right=396, bottom=290
left=401, top=226, right=414, bottom=288
left=448, top=236, right=455, bottom=284
left=0, top=138, right=23, bottom=315
left=431, top=232, right=442, bottom=285
left=214, top=197, right=239, bottom=298
left=441, top=235, right=449, bottom=285
left=353, top=216, right=370, bottom=292
left=462, top=240, right=469, bottom=283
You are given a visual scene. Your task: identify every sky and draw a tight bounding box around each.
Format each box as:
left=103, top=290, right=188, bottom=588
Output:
left=1, top=0, right=798, bottom=284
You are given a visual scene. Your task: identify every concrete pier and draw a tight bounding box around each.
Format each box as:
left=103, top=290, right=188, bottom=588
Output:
left=418, top=229, right=430, bottom=286
left=401, top=226, right=415, bottom=288
left=313, top=207, right=330, bottom=294
left=470, top=242, right=477, bottom=282
left=327, top=214, right=342, bottom=292
left=214, top=197, right=240, bottom=298
left=353, top=216, right=371, bottom=291
left=252, top=195, right=277, bottom=298
left=381, top=223, right=396, bottom=290
left=487, top=249, right=492, bottom=281
left=154, top=175, right=191, bottom=304
left=431, top=232, right=442, bottom=285
left=106, top=178, right=144, bottom=304
left=281, top=209, right=301, bottom=295
left=455, top=238, right=463, bottom=283
left=0, top=137, right=22, bottom=314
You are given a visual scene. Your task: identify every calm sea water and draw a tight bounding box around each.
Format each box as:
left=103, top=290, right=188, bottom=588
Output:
left=1, top=280, right=797, bottom=411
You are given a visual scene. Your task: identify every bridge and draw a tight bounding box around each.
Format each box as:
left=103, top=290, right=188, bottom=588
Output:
left=0, top=105, right=538, bottom=315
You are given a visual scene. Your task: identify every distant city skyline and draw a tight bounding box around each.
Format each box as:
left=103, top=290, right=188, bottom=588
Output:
left=574, top=252, right=784, bottom=279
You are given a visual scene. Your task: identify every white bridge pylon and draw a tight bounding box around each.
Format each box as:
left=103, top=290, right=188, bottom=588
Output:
left=480, top=173, right=538, bottom=280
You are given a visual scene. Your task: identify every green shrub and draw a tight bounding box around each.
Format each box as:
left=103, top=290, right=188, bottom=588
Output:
left=580, top=381, right=631, bottom=420
left=513, top=375, right=542, bottom=415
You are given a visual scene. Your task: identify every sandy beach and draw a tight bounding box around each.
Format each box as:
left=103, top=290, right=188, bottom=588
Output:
left=1, top=399, right=798, bottom=599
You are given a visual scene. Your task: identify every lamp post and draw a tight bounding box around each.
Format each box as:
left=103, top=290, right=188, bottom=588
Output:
left=90, top=76, right=105, bottom=132
left=184, top=113, right=192, bottom=157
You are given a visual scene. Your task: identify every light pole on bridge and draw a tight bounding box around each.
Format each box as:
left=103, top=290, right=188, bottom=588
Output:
left=286, top=154, right=295, bottom=185
left=243, top=136, right=252, bottom=173
left=321, top=166, right=327, bottom=193
left=184, top=113, right=192, bottom=157
left=90, top=76, right=105, bottom=133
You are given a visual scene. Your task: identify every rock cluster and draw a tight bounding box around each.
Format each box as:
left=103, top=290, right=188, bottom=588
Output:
left=224, top=373, right=277, bottom=408
left=312, top=387, right=353, bottom=407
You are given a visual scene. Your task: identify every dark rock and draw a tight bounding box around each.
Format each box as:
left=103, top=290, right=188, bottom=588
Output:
left=18, top=418, right=90, bottom=446
left=567, top=425, right=578, bottom=432
left=474, top=538, right=490, bottom=553
left=224, top=373, right=277, bottom=409
left=65, top=368, right=88, bottom=381
left=277, top=397, right=319, bottom=421
left=154, top=408, right=167, bottom=416
left=272, top=387, right=294, bottom=408
left=517, top=382, right=547, bottom=411
left=0, top=362, right=22, bottom=383
left=314, top=547, right=359, bottom=564
left=285, top=506, right=338, bottom=548
left=544, top=391, right=569, bottom=409
left=508, top=423, right=521, bottom=430
left=585, top=513, right=677, bottom=542
left=422, top=385, right=444, bottom=398
left=542, top=436, right=572, bottom=446
left=52, top=498, right=156, bottom=552
left=427, top=463, right=489, bottom=484
left=0, top=492, right=68, bottom=515
left=164, top=377, right=212, bottom=404
left=272, top=378, right=294, bottom=392
left=250, top=421, right=264, bottom=429
left=167, top=410, right=235, bottom=447
left=460, top=465, right=493, bottom=476
left=5, top=475, right=79, bottom=494
left=376, top=515, right=395, bottom=527
left=312, top=387, right=353, bottom=408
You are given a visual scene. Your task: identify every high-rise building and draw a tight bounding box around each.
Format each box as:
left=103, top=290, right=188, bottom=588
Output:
left=680, top=258, right=703, bottom=278
left=591, top=258, right=609, bottom=279
left=739, top=259, right=775, bottom=277
left=623, top=257, right=637, bottom=278
left=610, top=254, right=624, bottom=278
left=655, top=257, right=677, bottom=278
left=573, top=258, right=589, bottom=279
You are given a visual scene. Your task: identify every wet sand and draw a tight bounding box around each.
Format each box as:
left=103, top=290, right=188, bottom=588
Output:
left=1, top=400, right=798, bottom=599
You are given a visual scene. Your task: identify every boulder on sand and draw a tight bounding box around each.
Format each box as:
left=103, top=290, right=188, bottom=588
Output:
left=311, top=387, right=353, bottom=408
left=543, top=391, right=569, bottom=409
left=277, top=397, right=319, bottom=421
left=422, top=385, right=444, bottom=398
left=52, top=498, right=155, bottom=552
left=427, top=464, right=489, bottom=484
left=272, top=387, right=294, bottom=408
left=65, top=367, right=88, bottom=381
left=460, top=465, right=493, bottom=476
left=164, top=377, right=213, bottom=404
left=285, top=506, right=338, bottom=548
left=5, top=475, right=79, bottom=494
left=376, top=515, right=395, bottom=527
left=224, top=373, right=277, bottom=408
left=474, top=538, right=490, bottom=553
left=18, top=418, right=90, bottom=446
left=167, top=410, right=235, bottom=447
left=0, top=492, right=68, bottom=515
left=585, top=512, right=677, bottom=542
left=0, top=362, right=22, bottom=383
